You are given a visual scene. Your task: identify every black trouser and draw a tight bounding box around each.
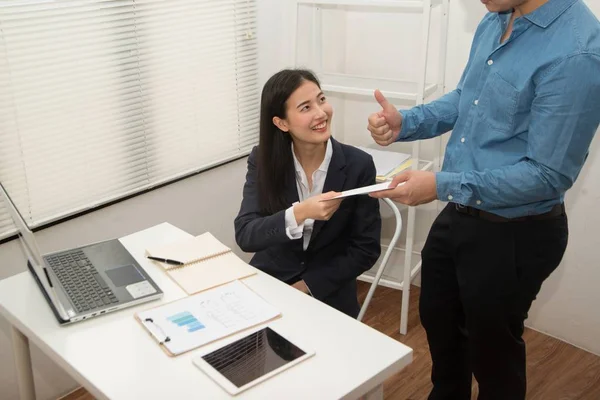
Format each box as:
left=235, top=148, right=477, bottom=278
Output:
left=420, top=203, right=568, bottom=400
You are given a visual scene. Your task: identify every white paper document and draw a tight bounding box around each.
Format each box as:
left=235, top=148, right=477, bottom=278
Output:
left=324, top=181, right=402, bottom=200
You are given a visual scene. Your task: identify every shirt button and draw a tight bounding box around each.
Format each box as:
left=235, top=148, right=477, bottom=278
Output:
left=487, top=59, right=494, bottom=65
left=460, top=137, right=465, bottom=143
left=476, top=200, right=482, bottom=205
left=447, top=195, right=453, bottom=201
left=474, top=99, right=479, bottom=105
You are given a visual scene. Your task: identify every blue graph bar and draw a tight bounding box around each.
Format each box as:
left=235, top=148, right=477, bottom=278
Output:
left=167, top=311, right=205, bottom=332
left=168, top=311, right=191, bottom=321
left=178, top=317, right=197, bottom=326
left=187, top=321, right=205, bottom=332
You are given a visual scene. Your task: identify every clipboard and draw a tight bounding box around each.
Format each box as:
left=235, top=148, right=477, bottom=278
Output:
left=134, top=280, right=281, bottom=357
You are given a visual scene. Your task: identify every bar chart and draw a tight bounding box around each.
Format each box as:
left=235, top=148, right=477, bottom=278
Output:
left=167, top=311, right=205, bottom=333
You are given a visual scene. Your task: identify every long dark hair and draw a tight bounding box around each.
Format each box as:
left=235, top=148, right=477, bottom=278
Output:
left=257, top=69, right=321, bottom=215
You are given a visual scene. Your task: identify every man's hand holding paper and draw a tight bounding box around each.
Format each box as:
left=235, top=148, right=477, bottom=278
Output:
left=321, top=169, right=438, bottom=206
left=369, top=170, right=437, bottom=206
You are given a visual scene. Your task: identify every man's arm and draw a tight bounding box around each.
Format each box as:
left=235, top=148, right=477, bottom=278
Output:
left=397, top=88, right=462, bottom=142
left=436, top=53, right=600, bottom=208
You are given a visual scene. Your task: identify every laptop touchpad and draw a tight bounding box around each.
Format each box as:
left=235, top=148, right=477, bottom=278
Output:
left=105, top=264, right=144, bottom=287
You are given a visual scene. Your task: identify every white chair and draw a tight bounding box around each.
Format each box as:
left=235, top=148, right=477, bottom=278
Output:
left=358, top=198, right=403, bottom=321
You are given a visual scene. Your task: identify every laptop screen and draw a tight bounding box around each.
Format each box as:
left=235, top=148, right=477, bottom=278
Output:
left=0, top=181, right=45, bottom=267
left=0, top=181, right=71, bottom=320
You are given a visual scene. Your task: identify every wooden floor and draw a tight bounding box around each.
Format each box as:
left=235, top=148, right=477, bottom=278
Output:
left=355, top=282, right=600, bottom=400
left=62, top=282, right=600, bottom=400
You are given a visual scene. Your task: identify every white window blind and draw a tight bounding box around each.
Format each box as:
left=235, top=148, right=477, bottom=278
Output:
left=0, top=0, right=259, bottom=240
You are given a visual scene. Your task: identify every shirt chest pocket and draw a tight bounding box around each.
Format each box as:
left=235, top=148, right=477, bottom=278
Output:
left=476, top=72, right=519, bottom=134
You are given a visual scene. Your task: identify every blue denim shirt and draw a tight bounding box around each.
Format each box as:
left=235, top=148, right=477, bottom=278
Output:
left=398, top=0, right=600, bottom=218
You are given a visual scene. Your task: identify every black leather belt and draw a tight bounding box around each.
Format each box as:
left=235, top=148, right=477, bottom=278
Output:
left=453, top=203, right=565, bottom=222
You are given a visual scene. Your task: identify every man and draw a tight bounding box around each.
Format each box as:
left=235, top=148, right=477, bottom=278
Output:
left=368, top=0, right=600, bottom=399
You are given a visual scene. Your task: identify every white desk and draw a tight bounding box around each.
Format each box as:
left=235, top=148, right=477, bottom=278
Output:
left=1, top=222, right=412, bottom=400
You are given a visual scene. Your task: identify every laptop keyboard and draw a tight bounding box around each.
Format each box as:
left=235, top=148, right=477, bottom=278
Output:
left=46, top=250, right=119, bottom=313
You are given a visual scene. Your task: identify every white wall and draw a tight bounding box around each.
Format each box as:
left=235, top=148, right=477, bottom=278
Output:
left=1, top=1, right=599, bottom=398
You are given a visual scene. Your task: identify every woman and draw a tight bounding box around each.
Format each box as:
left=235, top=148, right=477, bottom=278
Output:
left=234, top=69, right=381, bottom=318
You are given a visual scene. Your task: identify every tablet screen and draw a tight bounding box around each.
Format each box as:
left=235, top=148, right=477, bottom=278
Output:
left=201, top=327, right=306, bottom=388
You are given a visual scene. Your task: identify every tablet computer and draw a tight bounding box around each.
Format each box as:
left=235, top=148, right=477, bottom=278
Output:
left=192, top=326, right=315, bottom=395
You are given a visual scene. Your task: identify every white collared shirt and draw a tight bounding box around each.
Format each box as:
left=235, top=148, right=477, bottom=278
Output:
left=284, top=139, right=333, bottom=251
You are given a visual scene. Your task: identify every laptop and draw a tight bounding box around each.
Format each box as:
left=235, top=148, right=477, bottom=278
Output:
left=0, top=181, right=163, bottom=325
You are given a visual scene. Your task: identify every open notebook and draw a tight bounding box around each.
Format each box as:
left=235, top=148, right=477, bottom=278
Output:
left=146, top=232, right=256, bottom=295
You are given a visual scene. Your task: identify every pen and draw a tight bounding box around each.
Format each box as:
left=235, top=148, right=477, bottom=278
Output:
left=147, top=256, right=184, bottom=266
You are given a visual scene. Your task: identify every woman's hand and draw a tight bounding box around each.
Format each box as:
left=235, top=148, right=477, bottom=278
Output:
left=293, top=191, right=343, bottom=224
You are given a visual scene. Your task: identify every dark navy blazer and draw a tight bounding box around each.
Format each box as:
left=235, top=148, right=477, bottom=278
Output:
left=234, top=138, right=382, bottom=317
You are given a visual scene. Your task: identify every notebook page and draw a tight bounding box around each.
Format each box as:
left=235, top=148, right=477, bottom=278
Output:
left=137, top=280, right=280, bottom=355
left=168, top=252, right=257, bottom=295
left=146, top=232, right=231, bottom=266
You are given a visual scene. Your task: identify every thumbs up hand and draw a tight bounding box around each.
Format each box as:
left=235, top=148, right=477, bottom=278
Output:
left=367, top=89, right=403, bottom=146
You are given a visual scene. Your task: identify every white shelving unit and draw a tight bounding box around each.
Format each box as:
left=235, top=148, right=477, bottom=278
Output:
left=292, top=0, right=450, bottom=334
left=318, top=72, right=439, bottom=101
